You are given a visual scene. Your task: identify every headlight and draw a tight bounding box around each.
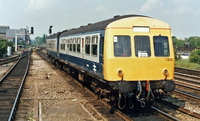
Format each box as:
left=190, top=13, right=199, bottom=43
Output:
left=163, top=68, right=168, bottom=76
left=117, top=69, right=123, bottom=77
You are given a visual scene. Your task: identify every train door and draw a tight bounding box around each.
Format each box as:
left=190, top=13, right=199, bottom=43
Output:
left=99, top=36, right=104, bottom=77
left=57, top=36, right=59, bottom=57
left=99, top=36, right=104, bottom=64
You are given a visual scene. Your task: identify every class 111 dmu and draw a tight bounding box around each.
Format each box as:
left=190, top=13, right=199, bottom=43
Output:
left=46, top=15, right=175, bottom=109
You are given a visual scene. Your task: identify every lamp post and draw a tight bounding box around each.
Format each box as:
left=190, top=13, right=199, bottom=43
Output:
left=15, top=35, right=17, bottom=52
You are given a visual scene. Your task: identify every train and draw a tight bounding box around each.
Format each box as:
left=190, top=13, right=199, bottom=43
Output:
left=46, top=15, right=175, bottom=110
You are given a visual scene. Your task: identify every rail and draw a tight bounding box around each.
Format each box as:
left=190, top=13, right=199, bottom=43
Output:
left=0, top=51, right=30, bottom=121
left=0, top=55, right=20, bottom=65
left=8, top=51, right=30, bottom=121
left=173, top=68, right=200, bottom=102
left=0, top=52, right=23, bottom=83
left=155, top=99, right=200, bottom=119
left=151, top=106, right=180, bottom=121
left=174, top=81, right=200, bottom=91
left=175, top=67, right=200, bottom=77
left=173, top=89, right=200, bottom=102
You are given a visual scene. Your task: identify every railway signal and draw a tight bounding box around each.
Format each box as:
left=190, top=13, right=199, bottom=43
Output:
left=31, top=27, right=34, bottom=34
left=49, top=26, right=53, bottom=34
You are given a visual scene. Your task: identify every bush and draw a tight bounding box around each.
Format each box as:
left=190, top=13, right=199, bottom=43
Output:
left=174, top=47, right=182, bottom=60
left=0, top=40, right=14, bottom=58
left=189, top=49, right=200, bottom=64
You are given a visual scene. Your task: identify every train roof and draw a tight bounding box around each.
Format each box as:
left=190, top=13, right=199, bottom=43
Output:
left=46, top=33, right=59, bottom=39
left=46, top=15, right=148, bottom=39
left=60, top=15, right=148, bottom=37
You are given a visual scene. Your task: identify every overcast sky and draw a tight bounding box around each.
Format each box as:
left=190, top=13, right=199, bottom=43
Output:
left=0, top=0, right=199, bottom=39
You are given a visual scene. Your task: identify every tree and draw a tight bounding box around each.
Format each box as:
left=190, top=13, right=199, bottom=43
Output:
left=32, top=34, right=46, bottom=47
left=42, top=34, right=46, bottom=43
left=172, top=36, right=185, bottom=47
left=188, top=36, right=200, bottom=48
left=0, top=39, right=14, bottom=58
left=189, top=49, right=200, bottom=64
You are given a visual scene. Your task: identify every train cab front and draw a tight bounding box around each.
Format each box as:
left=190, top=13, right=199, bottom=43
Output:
left=103, top=16, right=175, bottom=109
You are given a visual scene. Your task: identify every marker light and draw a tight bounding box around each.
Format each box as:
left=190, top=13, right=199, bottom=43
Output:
left=163, top=68, right=168, bottom=76
left=117, top=69, right=123, bottom=77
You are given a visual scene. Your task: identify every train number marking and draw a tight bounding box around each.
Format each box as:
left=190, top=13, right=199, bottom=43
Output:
left=165, top=58, right=173, bottom=61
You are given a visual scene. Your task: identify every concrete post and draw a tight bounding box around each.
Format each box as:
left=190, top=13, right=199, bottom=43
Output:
left=15, top=35, right=17, bottom=52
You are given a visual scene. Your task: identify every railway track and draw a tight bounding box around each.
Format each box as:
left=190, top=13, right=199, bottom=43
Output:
left=175, top=67, right=200, bottom=77
left=173, top=68, right=200, bottom=101
left=0, top=55, right=20, bottom=65
left=174, top=72, right=200, bottom=85
left=151, top=106, right=180, bottom=121
left=155, top=99, right=200, bottom=119
left=37, top=49, right=180, bottom=121
left=173, top=81, right=200, bottom=102
left=152, top=67, right=200, bottom=120
left=0, top=51, right=30, bottom=121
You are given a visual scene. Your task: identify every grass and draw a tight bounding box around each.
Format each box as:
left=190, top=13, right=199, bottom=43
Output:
left=26, top=113, right=33, bottom=120
left=175, top=59, right=200, bottom=71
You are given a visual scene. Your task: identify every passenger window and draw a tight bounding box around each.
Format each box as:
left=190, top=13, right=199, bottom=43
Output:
left=61, top=44, right=65, bottom=50
left=85, top=36, right=90, bottom=55
left=153, top=36, right=169, bottom=56
left=92, top=36, right=98, bottom=56
left=77, top=38, right=81, bottom=53
left=134, top=36, right=151, bottom=57
left=114, top=36, right=131, bottom=57
left=70, top=38, right=73, bottom=51
left=73, top=38, right=76, bottom=52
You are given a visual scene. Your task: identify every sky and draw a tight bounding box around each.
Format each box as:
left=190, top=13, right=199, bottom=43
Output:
left=0, top=0, right=199, bottom=40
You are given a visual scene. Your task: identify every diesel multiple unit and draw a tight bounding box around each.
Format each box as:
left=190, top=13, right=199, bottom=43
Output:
left=46, top=15, right=175, bottom=109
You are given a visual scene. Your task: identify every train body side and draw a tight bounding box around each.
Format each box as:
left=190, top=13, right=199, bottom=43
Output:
left=46, top=38, right=58, bottom=58
left=46, top=30, right=105, bottom=79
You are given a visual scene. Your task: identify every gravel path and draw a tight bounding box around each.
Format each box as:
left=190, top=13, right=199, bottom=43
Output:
left=15, top=53, right=96, bottom=121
